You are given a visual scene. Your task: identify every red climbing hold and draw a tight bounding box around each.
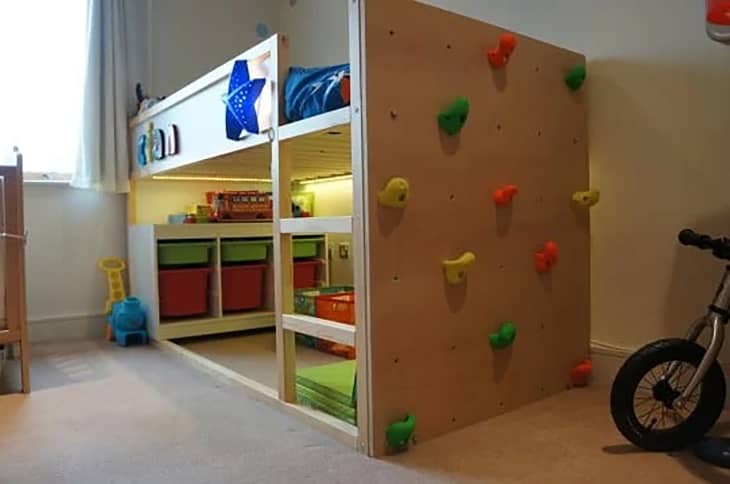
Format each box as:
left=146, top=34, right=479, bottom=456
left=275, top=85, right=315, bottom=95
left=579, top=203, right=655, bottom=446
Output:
left=707, top=0, right=730, bottom=25
left=493, top=184, right=518, bottom=207
left=487, top=33, right=518, bottom=69
left=570, top=359, right=593, bottom=387
left=535, top=241, right=559, bottom=273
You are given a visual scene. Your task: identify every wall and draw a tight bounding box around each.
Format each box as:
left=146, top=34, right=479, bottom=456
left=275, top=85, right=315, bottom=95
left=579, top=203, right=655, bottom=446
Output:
left=24, top=185, right=126, bottom=340
left=277, top=0, right=349, bottom=67
left=145, top=0, right=278, bottom=97
left=417, top=0, right=730, bottom=364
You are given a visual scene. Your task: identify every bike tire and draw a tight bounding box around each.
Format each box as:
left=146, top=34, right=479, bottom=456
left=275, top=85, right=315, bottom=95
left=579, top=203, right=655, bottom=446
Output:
left=610, top=338, right=726, bottom=452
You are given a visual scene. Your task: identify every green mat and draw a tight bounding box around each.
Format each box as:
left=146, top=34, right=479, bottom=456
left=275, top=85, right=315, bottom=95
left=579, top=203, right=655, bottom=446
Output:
left=296, top=360, right=357, bottom=424
left=296, top=360, right=356, bottom=408
left=297, top=385, right=356, bottom=425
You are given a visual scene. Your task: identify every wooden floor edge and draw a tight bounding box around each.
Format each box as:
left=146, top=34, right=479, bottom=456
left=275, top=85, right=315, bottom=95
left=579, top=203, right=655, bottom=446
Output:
left=154, top=340, right=360, bottom=449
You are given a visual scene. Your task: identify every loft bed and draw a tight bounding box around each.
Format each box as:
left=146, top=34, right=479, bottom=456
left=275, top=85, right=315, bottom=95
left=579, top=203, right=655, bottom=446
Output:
left=127, top=0, right=590, bottom=458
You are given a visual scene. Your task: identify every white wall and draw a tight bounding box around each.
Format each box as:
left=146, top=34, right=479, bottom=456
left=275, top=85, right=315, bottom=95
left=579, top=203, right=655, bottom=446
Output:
left=145, top=0, right=278, bottom=96
left=277, top=0, right=349, bottom=67
left=24, top=185, right=126, bottom=339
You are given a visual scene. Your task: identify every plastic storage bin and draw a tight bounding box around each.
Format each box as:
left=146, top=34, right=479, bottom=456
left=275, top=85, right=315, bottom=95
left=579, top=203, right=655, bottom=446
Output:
left=158, top=267, right=212, bottom=318
left=158, top=241, right=213, bottom=266
left=315, top=292, right=355, bottom=324
left=294, top=286, right=354, bottom=316
left=221, top=264, right=267, bottom=312
left=221, top=239, right=270, bottom=263
left=293, top=260, right=321, bottom=289
left=293, top=237, right=324, bottom=259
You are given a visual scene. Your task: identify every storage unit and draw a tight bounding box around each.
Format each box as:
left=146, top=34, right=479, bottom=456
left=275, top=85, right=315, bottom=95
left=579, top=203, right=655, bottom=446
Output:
left=158, top=267, right=212, bottom=318
left=221, top=239, right=270, bottom=263
left=157, top=241, right=213, bottom=266
left=221, top=263, right=267, bottom=312
left=293, top=260, right=321, bottom=289
left=127, top=0, right=590, bottom=458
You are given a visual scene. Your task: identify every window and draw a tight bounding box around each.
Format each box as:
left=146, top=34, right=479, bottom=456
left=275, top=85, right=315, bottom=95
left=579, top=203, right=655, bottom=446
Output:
left=0, top=1, right=88, bottom=179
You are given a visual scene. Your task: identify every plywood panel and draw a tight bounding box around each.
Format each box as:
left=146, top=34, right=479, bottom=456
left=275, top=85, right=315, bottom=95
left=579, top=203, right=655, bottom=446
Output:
left=364, top=0, right=589, bottom=455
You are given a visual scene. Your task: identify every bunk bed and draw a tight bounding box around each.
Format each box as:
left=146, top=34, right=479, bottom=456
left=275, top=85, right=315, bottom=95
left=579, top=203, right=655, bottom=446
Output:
left=127, top=0, right=590, bottom=458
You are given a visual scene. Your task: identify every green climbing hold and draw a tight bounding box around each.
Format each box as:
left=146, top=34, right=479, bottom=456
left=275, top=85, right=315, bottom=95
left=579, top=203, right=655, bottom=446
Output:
left=489, top=322, right=516, bottom=349
left=565, top=65, right=586, bottom=92
left=438, top=97, right=469, bottom=136
left=386, top=413, right=416, bottom=451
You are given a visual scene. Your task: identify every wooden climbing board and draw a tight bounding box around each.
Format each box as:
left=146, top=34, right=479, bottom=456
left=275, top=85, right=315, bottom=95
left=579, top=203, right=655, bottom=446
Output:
left=363, top=0, right=589, bottom=456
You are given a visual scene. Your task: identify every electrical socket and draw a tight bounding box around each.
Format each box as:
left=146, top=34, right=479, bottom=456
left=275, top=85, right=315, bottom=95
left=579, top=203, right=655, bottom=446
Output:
left=338, top=242, right=350, bottom=259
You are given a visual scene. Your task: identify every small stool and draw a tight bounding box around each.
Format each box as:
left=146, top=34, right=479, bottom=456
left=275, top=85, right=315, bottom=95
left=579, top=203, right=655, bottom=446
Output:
left=114, top=329, right=149, bottom=347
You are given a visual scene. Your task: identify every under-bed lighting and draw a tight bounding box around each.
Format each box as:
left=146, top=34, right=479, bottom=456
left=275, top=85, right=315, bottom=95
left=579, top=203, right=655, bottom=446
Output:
left=297, top=174, right=353, bottom=185
left=152, top=175, right=272, bottom=183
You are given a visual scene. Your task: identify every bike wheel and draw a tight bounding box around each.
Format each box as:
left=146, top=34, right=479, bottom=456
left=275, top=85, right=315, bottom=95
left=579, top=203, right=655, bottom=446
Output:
left=610, top=338, right=726, bottom=452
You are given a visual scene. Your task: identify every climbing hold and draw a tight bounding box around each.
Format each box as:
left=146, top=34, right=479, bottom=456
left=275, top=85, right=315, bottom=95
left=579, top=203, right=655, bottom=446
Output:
left=378, top=177, right=410, bottom=208
left=487, top=33, right=518, bottom=69
left=255, top=22, right=270, bottom=39
left=443, top=251, right=476, bottom=285
left=535, top=241, right=559, bottom=273
left=489, top=322, right=517, bottom=349
left=565, top=65, right=587, bottom=92
left=386, top=414, right=416, bottom=452
left=572, top=189, right=600, bottom=208
left=493, top=184, right=518, bottom=207
left=570, top=359, right=593, bottom=387
left=146, top=122, right=155, bottom=164
left=438, top=97, right=470, bottom=136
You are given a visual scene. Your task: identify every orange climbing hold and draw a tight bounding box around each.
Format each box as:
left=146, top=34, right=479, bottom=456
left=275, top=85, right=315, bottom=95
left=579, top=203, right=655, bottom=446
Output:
left=570, top=359, right=593, bottom=387
left=487, top=33, right=518, bottom=69
left=535, top=241, right=559, bottom=273
left=493, top=184, right=518, bottom=207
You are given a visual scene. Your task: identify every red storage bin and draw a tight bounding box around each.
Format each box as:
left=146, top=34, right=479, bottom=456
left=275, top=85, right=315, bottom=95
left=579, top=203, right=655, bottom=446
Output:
left=293, top=260, right=320, bottom=289
left=222, top=264, right=267, bottom=312
left=158, top=267, right=211, bottom=318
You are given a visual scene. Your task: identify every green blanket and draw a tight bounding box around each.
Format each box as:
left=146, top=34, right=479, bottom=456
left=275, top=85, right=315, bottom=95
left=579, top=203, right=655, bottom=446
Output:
left=297, top=385, right=356, bottom=425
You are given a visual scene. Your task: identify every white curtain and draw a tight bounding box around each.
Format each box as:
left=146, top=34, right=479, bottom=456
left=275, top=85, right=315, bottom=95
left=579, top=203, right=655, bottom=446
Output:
left=72, top=0, right=130, bottom=193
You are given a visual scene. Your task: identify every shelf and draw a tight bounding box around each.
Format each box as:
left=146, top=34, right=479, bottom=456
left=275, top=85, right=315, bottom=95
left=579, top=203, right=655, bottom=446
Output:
left=279, top=216, right=352, bottom=234
left=282, top=313, right=355, bottom=346
left=151, top=222, right=273, bottom=240
left=158, top=311, right=274, bottom=340
left=280, top=107, right=350, bottom=142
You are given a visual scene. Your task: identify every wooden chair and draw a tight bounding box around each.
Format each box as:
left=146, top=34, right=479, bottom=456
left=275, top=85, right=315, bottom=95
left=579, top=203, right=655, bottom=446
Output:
left=0, top=148, right=30, bottom=393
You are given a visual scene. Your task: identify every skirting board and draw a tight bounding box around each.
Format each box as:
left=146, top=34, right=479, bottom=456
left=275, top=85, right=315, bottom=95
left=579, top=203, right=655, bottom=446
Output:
left=591, top=340, right=730, bottom=408
left=28, top=313, right=107, bottom=343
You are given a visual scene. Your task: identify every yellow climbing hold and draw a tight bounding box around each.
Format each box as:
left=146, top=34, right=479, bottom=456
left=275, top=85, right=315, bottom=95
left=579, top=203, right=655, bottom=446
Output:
left=442, top=251, right=476, bottom=285
left=378, top=177, right=410, bottom=208
left=572, top=189, right=600, bottom=208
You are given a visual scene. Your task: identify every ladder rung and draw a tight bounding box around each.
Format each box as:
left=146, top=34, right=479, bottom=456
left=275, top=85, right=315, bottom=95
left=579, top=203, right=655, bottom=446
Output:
left=282, top=313, right=355, bottom=346
left=279, top=216, right=352, bottom=234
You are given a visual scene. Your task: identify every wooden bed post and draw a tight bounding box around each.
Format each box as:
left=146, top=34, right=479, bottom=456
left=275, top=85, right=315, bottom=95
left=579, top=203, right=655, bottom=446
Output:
left=0, top=148, right=30, bottom=393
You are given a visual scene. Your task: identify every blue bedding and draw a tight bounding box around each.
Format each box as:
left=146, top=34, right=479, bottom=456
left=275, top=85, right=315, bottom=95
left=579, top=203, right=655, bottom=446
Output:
left=284, top=64, right=350, bottom=122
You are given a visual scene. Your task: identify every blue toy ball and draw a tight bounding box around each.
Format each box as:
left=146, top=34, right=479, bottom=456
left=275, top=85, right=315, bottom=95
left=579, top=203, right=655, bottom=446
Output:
left=109, top=297, right=148, bottom=346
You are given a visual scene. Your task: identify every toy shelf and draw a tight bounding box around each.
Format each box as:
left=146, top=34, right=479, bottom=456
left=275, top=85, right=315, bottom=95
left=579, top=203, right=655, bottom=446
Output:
left=128, top=222, right=330, bottom=340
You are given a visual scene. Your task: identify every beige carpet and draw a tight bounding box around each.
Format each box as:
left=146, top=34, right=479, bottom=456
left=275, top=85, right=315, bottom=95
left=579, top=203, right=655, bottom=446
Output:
left=178, top=330, right=344, bottom=389
left=0, top=340, right=728, bottom=484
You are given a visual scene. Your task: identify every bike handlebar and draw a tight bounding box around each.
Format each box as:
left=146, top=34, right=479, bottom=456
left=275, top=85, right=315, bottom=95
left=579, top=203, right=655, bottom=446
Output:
left=678, top=229, right=730, bottom=260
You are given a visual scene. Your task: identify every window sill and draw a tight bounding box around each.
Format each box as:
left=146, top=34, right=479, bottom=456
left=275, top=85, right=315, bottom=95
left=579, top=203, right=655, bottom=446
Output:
left=24, top=179, right=71, bottom=186
left=23, top=172, right=72, bottom=186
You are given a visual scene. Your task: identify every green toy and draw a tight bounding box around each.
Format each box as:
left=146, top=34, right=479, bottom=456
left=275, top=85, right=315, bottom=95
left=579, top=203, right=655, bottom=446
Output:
left=564, top=65, right=586, bottom=92
left=489, top=322, right=517, bottom=349
left=437, top=97, right=469, bottom=135
left=386, top=413, right=416, bottom=451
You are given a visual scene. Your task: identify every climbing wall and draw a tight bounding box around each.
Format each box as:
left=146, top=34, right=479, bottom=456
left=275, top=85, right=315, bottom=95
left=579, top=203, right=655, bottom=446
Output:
left=363, top=0, right=590, bottom=456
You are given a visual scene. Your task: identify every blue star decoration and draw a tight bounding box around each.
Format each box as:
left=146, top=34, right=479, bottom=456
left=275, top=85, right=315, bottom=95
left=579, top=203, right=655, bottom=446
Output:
left=223, top=60, right=266, bottom=140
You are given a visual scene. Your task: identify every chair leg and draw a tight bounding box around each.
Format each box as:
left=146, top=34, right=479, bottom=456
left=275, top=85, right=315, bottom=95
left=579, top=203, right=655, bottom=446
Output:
left=19, top=338, right=30, bottom=393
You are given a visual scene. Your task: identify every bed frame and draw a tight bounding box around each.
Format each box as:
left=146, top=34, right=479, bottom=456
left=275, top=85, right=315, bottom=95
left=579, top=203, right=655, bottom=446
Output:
left=0, top=148, right=30, bottom=393
left=127, top=0, right=589, bottom=457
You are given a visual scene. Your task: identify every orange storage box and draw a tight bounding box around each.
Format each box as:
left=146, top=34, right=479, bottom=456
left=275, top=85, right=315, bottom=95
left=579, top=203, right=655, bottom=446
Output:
left=221, top=264, right=267, bottom=312
left=293, top=260, right=320, bottom=289
left=158, top=267, right=211, bottom=318
left=315, top=292, right=355, bottom=325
